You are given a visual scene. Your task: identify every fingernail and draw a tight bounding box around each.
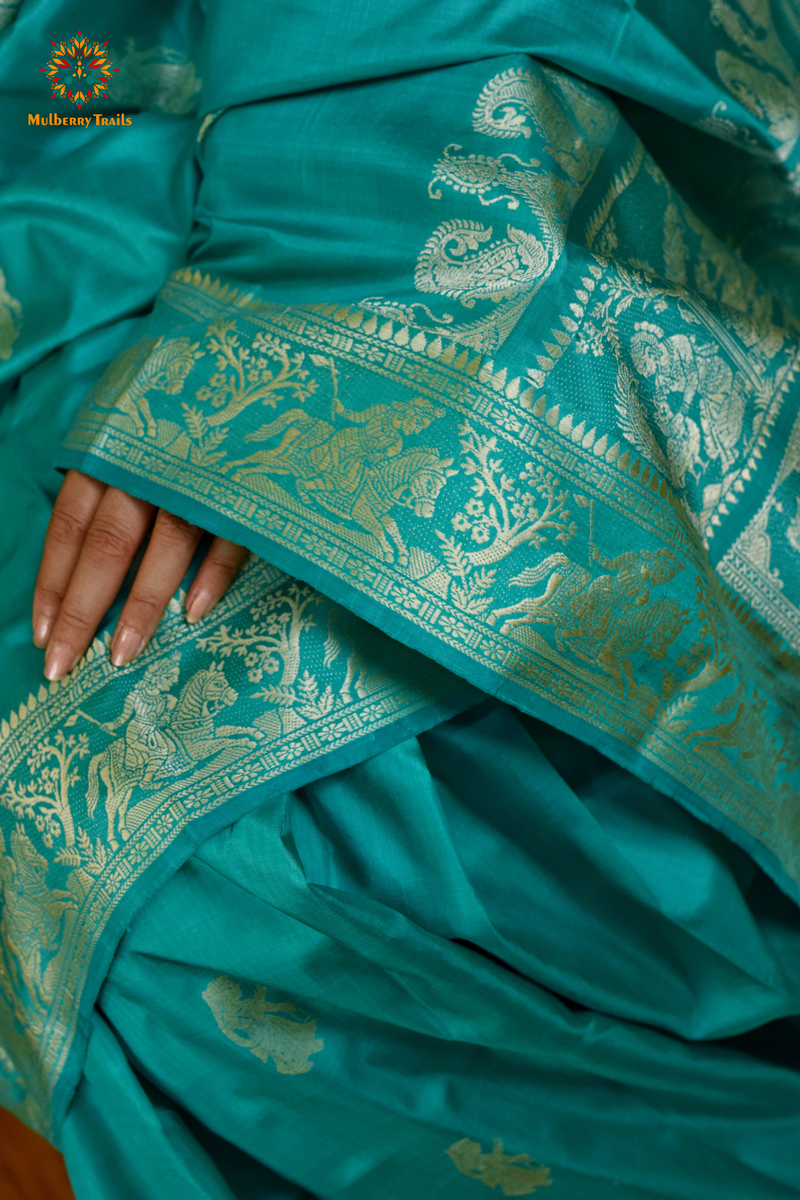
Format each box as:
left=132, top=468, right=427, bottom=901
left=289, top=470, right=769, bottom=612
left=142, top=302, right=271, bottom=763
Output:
left=33, top=616, right=53, bottom=649
left=186, top=589, right=214, bottom=625
left=44, top=642, right=79, bottom=682
left=111, top=626, right=145, bottom=668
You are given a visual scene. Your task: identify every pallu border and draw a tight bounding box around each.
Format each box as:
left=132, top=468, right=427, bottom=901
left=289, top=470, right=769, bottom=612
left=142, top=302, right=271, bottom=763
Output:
left=0, top=556, right=477, bottom=1138
left=47, top=676, right=474, bottom=1138
left=57, top=276, right=800, bottom=905
left=53, top=450, right=800, bottom=918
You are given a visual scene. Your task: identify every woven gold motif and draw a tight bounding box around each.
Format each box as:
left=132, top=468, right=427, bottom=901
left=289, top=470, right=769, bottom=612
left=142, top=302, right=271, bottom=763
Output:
left=0, top=561, right=463, bottom=1133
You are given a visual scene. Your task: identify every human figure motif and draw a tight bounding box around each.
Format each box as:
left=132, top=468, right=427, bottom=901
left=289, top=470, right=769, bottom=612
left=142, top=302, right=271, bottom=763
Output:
left=630, top=321, right=744, bottom=485
left=488, top=545, right=686, bottom=696
left=226, top=395, right=453, bottom=563
left=566, top=545, right=683, bottom=642
left=98, top=653, right=182, bottom=787
left=228, top=394, right=444, bottom=488
left=203, top=975, right=325, bottom=1076
left=0, top=827, right=75, bottom=1013
left=85, top=656, right=259, bottom=849
left=84, top=654, right=182, bottom=850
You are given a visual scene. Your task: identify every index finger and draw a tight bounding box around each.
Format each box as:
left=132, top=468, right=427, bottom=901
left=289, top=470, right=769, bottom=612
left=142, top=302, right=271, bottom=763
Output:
left=43, top=486, right=155, bottom=680
left=33, top=470, right=108, bottom=647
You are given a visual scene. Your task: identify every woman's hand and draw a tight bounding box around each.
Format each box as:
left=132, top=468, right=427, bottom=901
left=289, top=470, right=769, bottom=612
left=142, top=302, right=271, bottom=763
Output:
left=33, top=470, right=249, bottom=681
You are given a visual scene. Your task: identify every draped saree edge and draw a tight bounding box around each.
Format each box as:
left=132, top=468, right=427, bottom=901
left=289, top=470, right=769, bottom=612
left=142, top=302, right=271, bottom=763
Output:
left=49, top=677, right=476, bottom=1143
left=0, top=554, right=477, bottom=1141
left=50, top=442, right=800, bottom=915
left=55, top=270, right=800, bottom=910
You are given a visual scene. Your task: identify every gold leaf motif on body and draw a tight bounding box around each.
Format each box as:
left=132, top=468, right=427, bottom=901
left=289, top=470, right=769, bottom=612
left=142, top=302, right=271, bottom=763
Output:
left=446, top=1137, right=551, bottom=1195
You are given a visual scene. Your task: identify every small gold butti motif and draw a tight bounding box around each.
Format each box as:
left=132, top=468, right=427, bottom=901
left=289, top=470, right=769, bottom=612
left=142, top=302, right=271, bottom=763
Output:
left=446, top=1137, right=552, bottom=1195
left=203, top=976, right=324, bottom=1075
left=41, top=31, right=119, bottom=109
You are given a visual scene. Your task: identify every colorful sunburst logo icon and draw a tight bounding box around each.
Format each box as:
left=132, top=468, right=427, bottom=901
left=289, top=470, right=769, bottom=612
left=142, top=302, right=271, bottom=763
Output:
left=40, top=31, right=118, bottom=109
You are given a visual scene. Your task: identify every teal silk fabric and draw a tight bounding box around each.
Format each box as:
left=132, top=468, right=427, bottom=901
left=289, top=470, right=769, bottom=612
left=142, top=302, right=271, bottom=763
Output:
left=2, top=0, right=800, bottom=1196
left=61, top=51, right=800, bottom=895
left=62, top=710, right=800, bottom=1198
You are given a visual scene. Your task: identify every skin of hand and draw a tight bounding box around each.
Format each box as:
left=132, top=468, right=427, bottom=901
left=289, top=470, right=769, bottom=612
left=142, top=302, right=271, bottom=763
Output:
left=33, top=469, right=250, bottom=681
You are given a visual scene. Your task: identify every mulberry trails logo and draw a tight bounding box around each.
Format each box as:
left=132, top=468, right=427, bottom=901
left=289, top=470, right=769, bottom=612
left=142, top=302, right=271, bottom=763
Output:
left=30, top=31, right=131, bottom=126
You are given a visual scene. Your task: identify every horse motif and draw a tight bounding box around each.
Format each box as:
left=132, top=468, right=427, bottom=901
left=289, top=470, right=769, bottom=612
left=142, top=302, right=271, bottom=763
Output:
left=92, top=334, right=204, bottom=438
left=225, top=397, right=454, bottom=564
left=592, top=598, right=688, bottom=697
left=488, top=553, right=592, bottom=632
left=301, top=445, right=456, bottom=566
left=488, top=546, right=687, bottom=697
left=86, top=658, right=259, bottom=850
left=684, top=685, right=770, bottom=784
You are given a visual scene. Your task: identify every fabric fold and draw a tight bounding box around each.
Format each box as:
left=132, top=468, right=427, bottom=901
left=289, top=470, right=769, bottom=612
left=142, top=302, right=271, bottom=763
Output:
left=57, top=85, right=800, bottom=901
left=3, top=4, right=800, bottom=1191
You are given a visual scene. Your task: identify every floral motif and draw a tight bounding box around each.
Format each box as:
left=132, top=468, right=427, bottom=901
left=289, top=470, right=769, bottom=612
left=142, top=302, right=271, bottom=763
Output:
left=194, top=323, right=319, bottom=424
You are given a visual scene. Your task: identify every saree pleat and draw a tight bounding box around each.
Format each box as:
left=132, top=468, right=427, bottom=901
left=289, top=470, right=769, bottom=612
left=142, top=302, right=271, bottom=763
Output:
left=64, top=706, right=800, bottom=1196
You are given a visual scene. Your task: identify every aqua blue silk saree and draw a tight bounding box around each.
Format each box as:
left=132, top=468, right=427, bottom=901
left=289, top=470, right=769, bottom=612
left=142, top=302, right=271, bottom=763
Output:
left=3, top=1, right=800, bottom=1196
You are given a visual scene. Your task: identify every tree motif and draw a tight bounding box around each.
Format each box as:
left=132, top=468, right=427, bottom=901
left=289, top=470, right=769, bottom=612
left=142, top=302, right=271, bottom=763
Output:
left=198, top=583, right=323, bottom=732
left=294, top=671, right=336, bottom=720
left=0, top=731, right=89, bottom=848
left=179, top=405, right=229, bottom=467
left=193, top=322, right=319, bottom=427
left=436, top=422, right=577, bottom=611
left=574, top=263, right=670, bottom=361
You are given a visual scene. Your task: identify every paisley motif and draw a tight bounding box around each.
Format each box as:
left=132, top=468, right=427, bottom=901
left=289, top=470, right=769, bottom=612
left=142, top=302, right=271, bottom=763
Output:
left=414, top=221, right=549, bottom=308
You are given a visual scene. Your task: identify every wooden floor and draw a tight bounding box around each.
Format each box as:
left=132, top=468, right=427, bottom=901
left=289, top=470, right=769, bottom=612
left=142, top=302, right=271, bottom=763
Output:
left=0, top=1108, right=74, bottom=1200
